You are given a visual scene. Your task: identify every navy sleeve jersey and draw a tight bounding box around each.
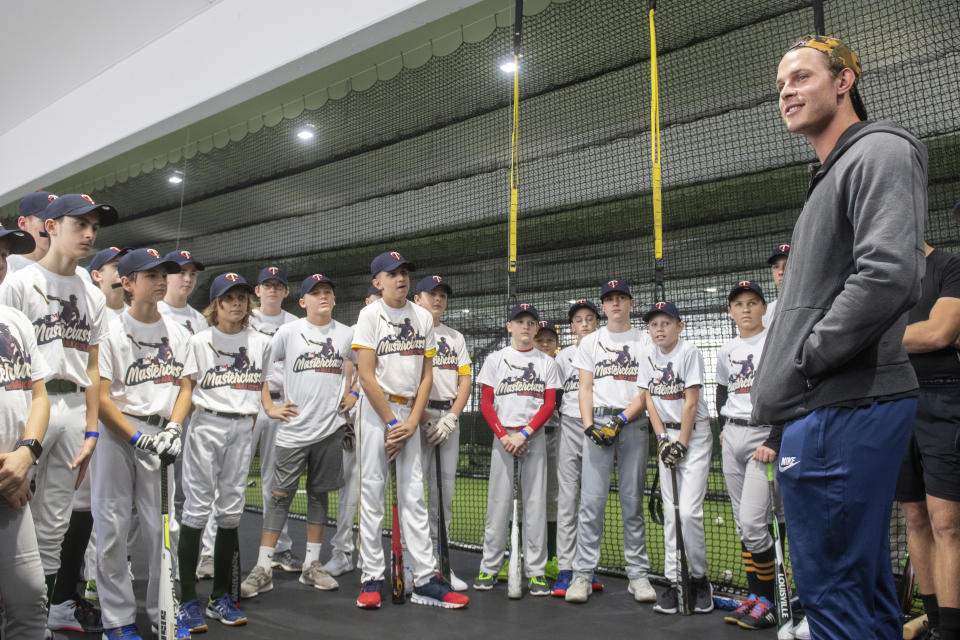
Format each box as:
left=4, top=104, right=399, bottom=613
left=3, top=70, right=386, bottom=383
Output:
left=908, top=249, right=960, bottom=383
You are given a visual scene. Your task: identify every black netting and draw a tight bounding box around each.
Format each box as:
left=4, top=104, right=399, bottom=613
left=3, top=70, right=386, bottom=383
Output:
left=25, top=0, right=960, bottom=612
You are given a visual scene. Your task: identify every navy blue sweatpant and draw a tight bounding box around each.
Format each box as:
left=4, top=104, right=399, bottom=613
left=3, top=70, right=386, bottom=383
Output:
left=778, top=399, right=916, bottom=640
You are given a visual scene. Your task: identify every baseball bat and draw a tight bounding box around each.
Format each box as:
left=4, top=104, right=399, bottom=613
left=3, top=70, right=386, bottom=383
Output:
left=671, top=466, right=692, bottom=615
left=390, top=457, right=405, bottom=604
left=648, top=464, right=664, bottom=526
left=435, top=446, right=451, bottom=583
left=507, top=455, right=522, bottom=599
left=158, top=462, right=179, bottom=640
left=898, top=554, right=916, bottom=616
left=32, top=283, right=50, bottom=303
left=903, top=614, right=928, bottom=640
left=767, top=463, right=795, bottom=638
left=231, top=535, right=241, bottom=605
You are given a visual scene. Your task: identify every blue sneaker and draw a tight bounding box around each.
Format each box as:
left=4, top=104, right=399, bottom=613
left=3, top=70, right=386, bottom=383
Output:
left=411, top=575, right=469, bottom=609
left=102, top=624, right=142, bottom=639
left=205, top=594, right=247, bottom=626
left=179, top=599, right=207, bottom=633
left=552, top=570, right=572, bottom=597
left=150, top=618, right=191, bottom=639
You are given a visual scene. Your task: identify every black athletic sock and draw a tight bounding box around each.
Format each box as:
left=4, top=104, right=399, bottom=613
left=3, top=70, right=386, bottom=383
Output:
left=547, top=521, right=557, bottom=559
left=921, top=593, right=940, bottom=632
left=741, top=542, right=759, bottom=595
left=750, top=545, right=777, bottom=603
left=940, top=606, right=960, bottom=640
left=45, top=573, right=57, bottom=603
left=51, top=510, right=94, bottom=605
left=178, top=525, right=203, bottom=603
left=212, top=527, right=238, bottom=601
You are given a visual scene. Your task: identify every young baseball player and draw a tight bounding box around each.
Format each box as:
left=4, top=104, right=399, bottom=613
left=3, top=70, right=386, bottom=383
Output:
left=93, top=248, right=195, bottom=640
left=715, top=281, right=783, bottom=630
left=564, top=281, right=656, bottom=604
left=413, top=275, right=472, bottom=592
left=157, top=250, right=206, bottom=336
left=0, top=194, right=117, bottom=633
left=245, top=265, right=300, bottom=573
left=352, top=251, right=467, bottom=609
left=8, top=191, right=95, bottom=286
left=533, top=320, right=561, bottom=583
left=474, top=303, right=562, bottom=596
left=619, top=301, right=713, bottom=614
left=551, top=300, right=599, bottom=597
left=0, top=223, right=51, bottom=640
left=323, top=284, right=379, bottom=578
left=177, top=273, right=283, bottom=631
left=87, top=247, right=129, bottom=321
left=762, top=244, right=789, bottom=328
left=241, top=274, right=354, bottom=599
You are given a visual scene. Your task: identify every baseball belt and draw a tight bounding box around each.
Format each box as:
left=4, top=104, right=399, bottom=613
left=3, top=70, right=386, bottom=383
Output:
left=123, top=413, right=167, bottom=427
left=199, top=408, right=256, bottom=420
left=387, top=394, right=411, bottom=405
left=593, top=407, right=624, bottom=418
left=725, top=417, right=758, bottom=427
left=47, top=379, right=84, bottom=395
left=269, top=392, right=282, bottom=401
left=663, top=422, right=682, bottom=430
left=428, top=400, right=452, bottom=411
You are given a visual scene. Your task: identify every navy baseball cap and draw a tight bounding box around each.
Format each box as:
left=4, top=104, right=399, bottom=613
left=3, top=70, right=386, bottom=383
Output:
left=300, top=273, right=335, bottom=296
left=0, top=223, right=35, bottom=255
left=371, top=251, right=415, bottom=276
left=43, top=194, right=118, bottom=226
left=728, top=280, right=766, bottom=303
left=117, top=248, right=181, bottom=278
left=508, top=303, right=539, bottom=322
left=257, top=265, right=288, bottom=285
left=767, top=243, right=791, bottom=264
left=416, top=274, right=452, bottom=296
left=568, top=299, right=600, bottom=321
left=88, top=247, right=129, bottom=273
left=643, top=301, right=681, bottom=323
left=537, top=321, right=559, bottom=335
left=209, top=272, right=254, bottom=302
left=366, top=284, right=381, bottom=298
left=600, top=279, right=632, bottom=300
left=163, top=249, right=205, bottom=271
left=18, top=191, right=58, bottom=217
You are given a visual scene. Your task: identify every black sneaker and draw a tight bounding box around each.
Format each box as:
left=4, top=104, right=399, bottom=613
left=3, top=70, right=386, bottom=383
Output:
left=738, top=596, right=775, bottom=629
left=723, top=594, right=757, bottom=624
left=653, top=585, right=678, bottom=615
left=692, top=577, right=714, bottom=613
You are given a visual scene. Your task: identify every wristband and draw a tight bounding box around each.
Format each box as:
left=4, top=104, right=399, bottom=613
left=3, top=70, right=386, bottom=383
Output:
left=349, top=390, right=359, bottom=398
left=84, top=431, right=99, bottom=439
left=129, top=430, right=142, bottom=445
left=520, top=429, right=530, bottom=439
left=617, top=412, right=628, bottom=422
left=657, top=432, right=667, bottom=440
left=386, top=419, right=398, bottom=427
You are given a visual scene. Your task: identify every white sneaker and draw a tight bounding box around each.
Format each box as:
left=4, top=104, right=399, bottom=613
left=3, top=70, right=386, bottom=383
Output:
left=241, top=565, right=274, bottom=599
left=300, top=561, right=339, bottom=590
left=404, top=566, right=414, bottom=596
left=196, top=555, right=214, bottom=580
left=322, top=552, right=354, bottom=577
left=627, top=576, right=657, bottom=602
left=564, top=574, right=592, bottom=603
left=794, top=616, right=810, bottom=640
left=449, top=569, right=468, bottom=592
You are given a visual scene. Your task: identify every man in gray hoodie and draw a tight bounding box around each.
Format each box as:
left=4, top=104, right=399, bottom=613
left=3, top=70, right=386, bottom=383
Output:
left=751, top=35, right=927, bottom=640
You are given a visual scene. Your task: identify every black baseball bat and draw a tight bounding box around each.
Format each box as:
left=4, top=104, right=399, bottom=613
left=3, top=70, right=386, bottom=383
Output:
left=671, top=466, right=692, bottom=615
left=435, top=447, right=451, bottom=583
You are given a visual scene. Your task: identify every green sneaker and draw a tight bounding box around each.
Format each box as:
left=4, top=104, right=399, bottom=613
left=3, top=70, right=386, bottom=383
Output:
left=529, top=575, right=551, bottom=596
left=545, top=556, right=559, bottom=580
left=84, top=579, right=98, bottom=602
left=473, top=571, right=497, bottom=591
left=497, top=561, right=510, bottom=579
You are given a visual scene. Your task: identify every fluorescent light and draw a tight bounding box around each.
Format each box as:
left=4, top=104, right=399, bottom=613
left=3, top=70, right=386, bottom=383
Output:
left=500, top=60, right=517, bottom=73
left=296, top=129, right=315, bottom=140
left=704, top=287, right=717, bottom=293
left=463, top=309, right=470, bottom=314
left=168, top=175, right=183, bottom=184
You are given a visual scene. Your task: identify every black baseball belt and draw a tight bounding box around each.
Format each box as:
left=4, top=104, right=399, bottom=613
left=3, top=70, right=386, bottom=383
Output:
left=123, top=413, right=167, bottom=427
left=428, top=400, right=453, bottom=411
left=47, top=379, right=84, bottom=395
left=199, top=408, right=256, bottom=420
left=725, top=417, right=758, bottom=427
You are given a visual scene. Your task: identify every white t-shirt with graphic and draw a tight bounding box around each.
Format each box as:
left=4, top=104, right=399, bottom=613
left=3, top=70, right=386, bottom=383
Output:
left=105, top=306, right=127, bottom=322
left=99, top=313, right=196, bottom=418
left=477, top=345, right=562, bottom=428
left=716, top=330, right=767, bottom=422
left=189, top=327, right=272, bottom=416
left=430, top=323, right=471, bottom=402
left=352, top=299, right=437, bottom=399
left=157, top=300, right=207, bottom=336
left=762, top=299, right=778, bottom=329
left=637, top=338, right=710, bottom=424
left=271, top=317, right=356, bottom=447
left=556, top=344, right=582, bottom=418
left=6, top=255, right=94, bottom=284
left=574, top=326, right=650, bottom=409
left=0, top=305, right=50, bottom=451
left=251, top=308, right=297, bottom=394
left=0, top=263, right=106, bottom=386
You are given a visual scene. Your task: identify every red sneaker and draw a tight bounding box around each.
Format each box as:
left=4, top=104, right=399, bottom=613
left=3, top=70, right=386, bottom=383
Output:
left=356, top=581, right=382, bottom=609
left=411, top=576, right=469, bottom=609
left=591, top=574, right=604, bottom=591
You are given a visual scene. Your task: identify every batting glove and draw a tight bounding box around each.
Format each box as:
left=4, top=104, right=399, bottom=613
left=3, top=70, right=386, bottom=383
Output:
left=656, top=433, right=672, bottom=460
left=427, top=413, right=458, bottom=446
left=153, top=429, right=181, bottom=459
left=598, top=413, right=627, bottom=445
left=585, top=425, right=610, bottom=447
left=342, top=423, right=356, bottom=452
left=130, top=431, right=159, bottom=454
left=662, top=441, right=688, bottom=468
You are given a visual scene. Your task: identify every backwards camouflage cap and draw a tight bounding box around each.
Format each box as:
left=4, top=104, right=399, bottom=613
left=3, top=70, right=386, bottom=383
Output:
left=790, top=34, right=861, bottom=79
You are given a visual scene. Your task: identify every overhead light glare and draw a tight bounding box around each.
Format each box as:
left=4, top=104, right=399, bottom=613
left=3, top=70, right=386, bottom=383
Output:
left=500, top=60, right=518, bottom=73
left=296, top=129, right=315, bottom=140
left=168, top=174, right=183, bottom=184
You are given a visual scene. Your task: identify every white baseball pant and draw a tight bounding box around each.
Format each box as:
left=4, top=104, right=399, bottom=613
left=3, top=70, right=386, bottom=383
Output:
left=329, top=445, right=360, bottom=560
left=0, top=502, right=47, bottom=640
left=420, top=406, right=460, bottom=552
left=720, top=424, right=783, bottom=553
left=556, top=414, right=584, bottom=571
left=661, top=422, right=713, bottom=582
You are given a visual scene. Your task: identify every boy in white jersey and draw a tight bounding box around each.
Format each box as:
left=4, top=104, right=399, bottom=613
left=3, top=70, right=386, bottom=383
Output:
left=352, top=251, right=468, bottom=610
left=1, top=193, right=117, bottom=633
left=88, top=247, right=129, bottom=321
left=8, top=191, right=95, bottom=286
left=620, top=301, right=714, bottom=615
left=564, top=281, right=656, bottom=604
left=533, top=320, right=561, bottom=585
left=241, top=274, right=355, bottom=599
left=762, top=244, right=789, bottom=328
left=413, top=275, right=472, bottom=592
left=245, top=265, right=299, bottom=573
left=324, top=285, right=379, bottom=578
left=551, top=300, right=599, bottom=597
left=474, top=304, right=562, bottom=596
left=177, top=273, right=288, bottom=631
left=157, top=250, right=206, bottom=336
left=94, top=248, right=194, bottom=640
left=0, top=223, right=51, bottom=640
left=715, top=281, right=783, bottom=631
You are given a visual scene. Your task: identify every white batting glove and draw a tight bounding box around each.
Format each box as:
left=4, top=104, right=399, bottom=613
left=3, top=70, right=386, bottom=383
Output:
left=153, top=429, right=181, bottom=458
left=427, top=413, right=458, bottom=446
left=422, top=417, right=439, bottom=442
left=131, top=431, right=159, bottom=454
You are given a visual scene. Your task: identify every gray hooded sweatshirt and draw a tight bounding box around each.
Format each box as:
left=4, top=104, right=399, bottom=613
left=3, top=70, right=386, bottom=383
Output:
left=751, top=120, right=927, bottom=425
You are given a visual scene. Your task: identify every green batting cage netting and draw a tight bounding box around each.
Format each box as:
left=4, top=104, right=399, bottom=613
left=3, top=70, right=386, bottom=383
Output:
left=14, top=0, right=959, bottom=607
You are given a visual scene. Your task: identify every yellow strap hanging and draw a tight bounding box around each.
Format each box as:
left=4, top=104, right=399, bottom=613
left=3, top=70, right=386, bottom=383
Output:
left=649, top=4, right=662, bottom=262
left=509, top=52, right=520, bottom=273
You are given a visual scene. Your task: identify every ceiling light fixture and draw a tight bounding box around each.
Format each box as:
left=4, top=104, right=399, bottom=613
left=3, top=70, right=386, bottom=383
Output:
left=168, top=172, right=183, bottom=184
left=499, top=60, right=518, bottom=73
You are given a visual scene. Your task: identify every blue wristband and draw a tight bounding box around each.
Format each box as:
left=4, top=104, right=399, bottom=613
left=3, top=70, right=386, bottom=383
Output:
left=129, top=430, right=142, bottom=445
left=387, top=419, right=398, bottom=427
left=520, top=429, right=530, bottom=439
left=84, top=431, right=99, bottom=439
left=657, top=432, right=667, bottom=440
left=617, top=412, right=628, bottom=422
left=349, top=390, right=359, bottom=398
